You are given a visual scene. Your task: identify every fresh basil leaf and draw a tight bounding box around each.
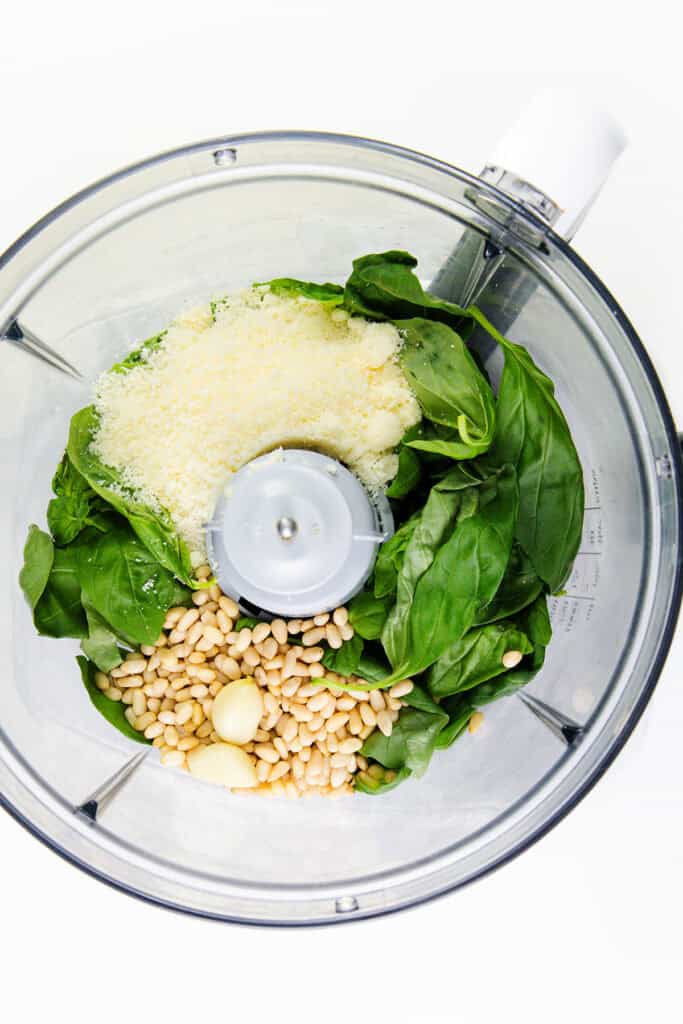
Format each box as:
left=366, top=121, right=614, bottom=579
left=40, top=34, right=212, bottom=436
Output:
left=77, top=656, right=151, bottom=744
left=476, top=543, right=543, bottom=624
left=67, top=406, right=195, bottom=586
left=382, top=466, right=518, bottom=684
left=33, top=544, right=88, bottom=638
left=348, top=591, right=393, bottom=640
left=427, top=622, right=533, bottom=699
left=362, top=687, right=448, bottom=777
left=381, top=487, right=461, bottom=673
left=468, top=306, right=584, bottom=591
left=355, top=764, right=411, bottom=794
left=444, top=594, right=551, bottom=712
left=47, top=454, right=95, bottom=546
left=19, top=525, right=54, bottom=611
left=343, top=251, right=467, bottom=327
left=397, top=318, right=495, bottom=454
left=260, top=278, right=344, bottom=306
left=322, top=633, right=363, bottom=675
left=353, top=644, right=393, bottom=684
left=374, top=512, right=420, bottom=599
left=434, top=697, right=477, bottom=749
left=110, top=332, right=166, bottom=374
left=80, top=596, right=125, bottom=673
left=75, top=520, right=177, bottom=647
left=386, top=444, right=422, bottom=499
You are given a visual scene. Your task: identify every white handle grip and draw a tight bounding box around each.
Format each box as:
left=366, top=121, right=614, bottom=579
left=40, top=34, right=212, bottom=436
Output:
left=488, top=89, right=628, bottom=239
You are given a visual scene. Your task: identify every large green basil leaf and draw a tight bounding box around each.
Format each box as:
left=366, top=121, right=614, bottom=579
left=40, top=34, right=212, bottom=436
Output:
left=344, top=251, right=467, bottom=326
left=321, top=633, right=363, bottom=676
left=361, top=685, right=447, bottom=776
left=33, top=544, right=88, bottom=638
left=67, top=406, right=195, bottom=586
left=47, top=454, right=96, bottom=546
left=426, top=622, right=533, bottom=699
left=77, top=656, right=151, bottom=745
left=397, top=318, right=495, bottom=455
left=19, top=525, right=54, bottom=611
left=468, top=307, right=584, bottom=591
left=434, top=697, right=477, bottom=749
left=348, top=591, right=393, bottom=640
left=353, top=644, right=393, bottom=684
left=476, top=543, right=543, bottom=624
left=80, top=596, right=125, bottom=673
left=373, top=512, right=420, bottom=599
left=76, top=520, right=177, bottom=647
left=386, top=444, right=422, bottom=499
left=381, top=487, right=461, bottom=673
left=383, top=466, right=518, bottom=683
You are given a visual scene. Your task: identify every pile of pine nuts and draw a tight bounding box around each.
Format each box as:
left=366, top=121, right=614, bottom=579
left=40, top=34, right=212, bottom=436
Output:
left=96, top=566, right=414, bottom=797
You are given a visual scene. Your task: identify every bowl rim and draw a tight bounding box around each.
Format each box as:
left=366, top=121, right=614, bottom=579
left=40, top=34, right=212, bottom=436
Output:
left=2, top=129, right=682, bottom=926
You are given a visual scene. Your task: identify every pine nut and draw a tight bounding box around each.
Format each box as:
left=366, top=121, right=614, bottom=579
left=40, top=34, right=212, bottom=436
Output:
left=218, top=595, right=239, bottom=618
left=269, top=761, right=290, bottom=782
left=386, top=696, right=402, bottom=711
left=196, top=720, right=213, bottom=738
left=287, top=619, right=302, bottom=635
left=377, top=710, right=393, bottom=736
left=326, top=735, right=339, bottom=753
left=469, top=711, right=485, bottom=733
left=271, top=619, right=288, bottom=644
left=313, top=613, right=330, bottom=626
left=242, top=646, right=261, bottom=668
left=347, top=688, right=369, bottom=701
left=105, top=686, right=122, bottom=701
left=330, top=767, right=347, bottom=789
left=307, top=691, right=328, bottom=713
left=291, top=704, right=313, bottom=722
left=161, top=749, right=185, bottom=767
left=332, top=607, right=348, bottom=627
left=158, top=710, right=176, bottom=725
left=164, top=725, right=179, bottom=747
left=178, top=736, right=199, bottom=751
left=281, top=677, right=300, bottom=698
left=338, top=737, right=363, bottom=754
left=177, top=608, right=199, bottom=633
left=95, top=671, right=109, bottom=691
left=348, top=709, right=363, bottom=735
left=254, top=743, right=279, bottom=764
left=135, top=711, right=156, bottom=731
left=369, top=690, right=386, bottom=712
left=302, top=626, right=325, bottom=646
left=325, top=623, right=342, bottom=649
left=257, top=637, right=278, bottom=661
left=359, top=703, right=377, bottom=727
left=147, top=698, right=161, bottom=713
left=336, top=695, right=355, bottom=711
left=389, top=680, right=414, bottom=699
left=175, top=703, right=194, bottom=725
left=256, top=760, right=270, bottom=782
left=192, top=590, right=209, bottom=606
left=308, top=663, right=325, bottom=679
left=299, top=724, right=315, bottom=747
left=164, top=607, right=185, bottom=628
left=252, top=622, right=270, bottom=644
left=144, top=721, right=164, bottom=739
left=325, top=711, right=349, bottom=733
left=216, top=610, right=233, bottom=634
left=339, top=622, right=354, bottom=641
left=131, top=690, right=145, bottom=716
left=273, top=737, right=289, bottom=760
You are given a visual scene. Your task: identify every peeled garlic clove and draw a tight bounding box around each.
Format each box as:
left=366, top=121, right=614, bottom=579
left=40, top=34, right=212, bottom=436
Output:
left=211, top=678, right=263, bottom=744
left=187, top=743, right=258, bottom=788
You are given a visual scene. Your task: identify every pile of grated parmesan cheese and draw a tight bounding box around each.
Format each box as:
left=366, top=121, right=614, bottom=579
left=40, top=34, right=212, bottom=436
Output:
left=93, top=287, right=420, bottom=558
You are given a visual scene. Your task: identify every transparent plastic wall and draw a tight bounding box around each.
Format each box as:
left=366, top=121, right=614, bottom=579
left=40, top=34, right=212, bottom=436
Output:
left=0, top=135, right=679, bottom=922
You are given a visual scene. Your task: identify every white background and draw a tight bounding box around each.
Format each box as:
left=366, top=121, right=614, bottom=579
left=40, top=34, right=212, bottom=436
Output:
left=3, top=2, right=683, bottom=1019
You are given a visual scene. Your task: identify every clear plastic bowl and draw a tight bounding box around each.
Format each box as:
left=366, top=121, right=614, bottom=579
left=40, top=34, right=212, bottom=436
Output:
left=1, top=132, right=681, bottom=924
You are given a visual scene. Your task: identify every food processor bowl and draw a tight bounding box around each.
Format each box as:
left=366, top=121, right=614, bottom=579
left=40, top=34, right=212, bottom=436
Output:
left=1, top=132, right=680, bottom=924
